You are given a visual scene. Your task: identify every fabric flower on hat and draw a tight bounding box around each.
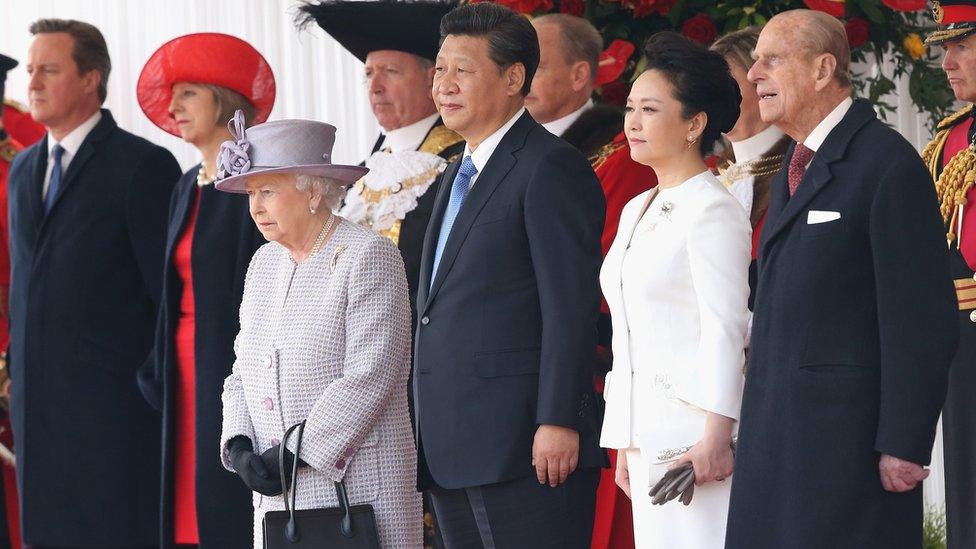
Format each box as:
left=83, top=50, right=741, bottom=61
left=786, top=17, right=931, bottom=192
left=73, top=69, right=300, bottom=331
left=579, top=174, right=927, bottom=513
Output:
left=681, top=13, right=718, bottom=45
left=845, top=18, right=870, bottom=49
left=803, top=0, right=845, bottom=17
left=596, top=40, right=636, bottom=87
left=217, top=110, right=252, bottom=179
left=904, top=33, right=924, bottom=60
left=881, top=0, right=925, bottom=11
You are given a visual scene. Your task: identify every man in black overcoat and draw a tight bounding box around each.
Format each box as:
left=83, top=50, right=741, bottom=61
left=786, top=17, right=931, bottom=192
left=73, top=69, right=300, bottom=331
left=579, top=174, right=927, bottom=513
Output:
left=725, top=10, right=958, bottom=549
left=7, top=20, right=178, bottom=547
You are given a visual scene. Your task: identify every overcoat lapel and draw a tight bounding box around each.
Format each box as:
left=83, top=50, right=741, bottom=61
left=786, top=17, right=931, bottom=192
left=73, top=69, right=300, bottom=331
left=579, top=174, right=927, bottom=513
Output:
left=759, top=100, right=876, bottom=259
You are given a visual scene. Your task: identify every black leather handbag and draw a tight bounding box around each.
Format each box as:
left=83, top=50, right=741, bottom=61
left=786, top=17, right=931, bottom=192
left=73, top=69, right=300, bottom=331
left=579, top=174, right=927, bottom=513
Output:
left=263, top=421, right=381, bottom=549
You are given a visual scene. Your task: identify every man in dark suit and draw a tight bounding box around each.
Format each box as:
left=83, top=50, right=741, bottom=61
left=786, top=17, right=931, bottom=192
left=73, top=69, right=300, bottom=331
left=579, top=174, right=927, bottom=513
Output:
left=725, top=10, right=959, bottom=549
left=8, top=19, right=178, bottom=547
left=413, top=4, right=607, bottom=547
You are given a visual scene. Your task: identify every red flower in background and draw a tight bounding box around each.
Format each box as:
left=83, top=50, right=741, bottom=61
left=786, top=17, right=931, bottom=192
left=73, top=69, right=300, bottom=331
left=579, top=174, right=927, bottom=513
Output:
left=559, top=0, right=584, bottom=16
left=479, top=0, right=553, bottom=14
left=881, top=0, right=925, bottom=11
left=803, top=0, right=845, bottom=17
left=600, top=80, right=630, bottom=107
left=681, top=13, right=718, bottom=44
left=612, top=0, right=676, bottom=18
left=596, top=40, right=636, bottom=86
left=845, top=17, right=870, bottom=48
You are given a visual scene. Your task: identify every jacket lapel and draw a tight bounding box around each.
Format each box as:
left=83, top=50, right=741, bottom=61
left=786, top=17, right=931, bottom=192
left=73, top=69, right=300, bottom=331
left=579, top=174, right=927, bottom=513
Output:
left=417, top=158, right=460, bottom=310
left=759, top=100, right=876, bottom=257
left=25, top=137, right=48, bottom=228
left=165, top=167, right=199, bottom=259
left=45, top=110, right=117, bottom=217
left=423, top=111, right=533, bottom=313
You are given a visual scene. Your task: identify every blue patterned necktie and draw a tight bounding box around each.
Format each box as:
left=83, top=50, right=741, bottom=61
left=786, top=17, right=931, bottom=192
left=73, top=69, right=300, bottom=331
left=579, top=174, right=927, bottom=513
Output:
left=44, top=144, right=65, bottom=214
left=431, top=156, right=477, bottom=288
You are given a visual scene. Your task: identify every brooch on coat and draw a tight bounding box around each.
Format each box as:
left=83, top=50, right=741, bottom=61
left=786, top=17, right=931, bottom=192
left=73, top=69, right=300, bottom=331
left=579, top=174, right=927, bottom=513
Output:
left=660, top=202, right=674, bottom=220
left=331, top=245, right=347, bottom=273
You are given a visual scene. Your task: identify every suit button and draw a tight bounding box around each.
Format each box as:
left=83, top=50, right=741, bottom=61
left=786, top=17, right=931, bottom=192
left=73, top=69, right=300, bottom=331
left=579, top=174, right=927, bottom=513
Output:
left=971, top=310, right=976, bottom=323
left=421, top=316, right=430, bottom=325
left=263, top=397, right=274, bottom=411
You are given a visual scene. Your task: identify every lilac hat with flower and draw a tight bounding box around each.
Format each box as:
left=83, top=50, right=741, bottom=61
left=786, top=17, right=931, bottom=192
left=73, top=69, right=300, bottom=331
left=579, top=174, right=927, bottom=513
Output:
left=214, top=110, right=369, bottom=193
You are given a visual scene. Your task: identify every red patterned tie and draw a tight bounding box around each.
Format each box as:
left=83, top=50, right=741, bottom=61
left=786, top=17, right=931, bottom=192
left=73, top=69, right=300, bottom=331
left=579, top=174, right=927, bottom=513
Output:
left=788, top=144, right=815, bottom=197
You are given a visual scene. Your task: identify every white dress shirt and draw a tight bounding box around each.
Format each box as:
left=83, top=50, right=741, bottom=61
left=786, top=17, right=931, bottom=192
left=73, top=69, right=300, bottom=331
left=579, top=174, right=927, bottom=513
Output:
left=463, top=107, right=525, bottom=188
left=44, top=110, right=102, bottom=199
left=541, top=99, right=593, bottom=137
left=377, top=112, right=440, bottom=153
left=804, top=96, right=853, bottom=153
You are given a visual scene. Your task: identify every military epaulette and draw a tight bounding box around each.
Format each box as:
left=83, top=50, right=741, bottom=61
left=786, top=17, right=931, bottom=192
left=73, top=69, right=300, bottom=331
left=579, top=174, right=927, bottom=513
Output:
left=937, top=103, right=974, bottom=131
left=589, top=140, right=627, bottom=171
left=419, top=124, right=464, bottom=158
left=2, top=98, right=29, bottom=114
left=0, top=138, right=17, bottom=163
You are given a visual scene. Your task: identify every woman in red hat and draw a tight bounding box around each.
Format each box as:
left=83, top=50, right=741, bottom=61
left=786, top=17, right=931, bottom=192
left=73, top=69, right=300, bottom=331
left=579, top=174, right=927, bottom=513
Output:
left=135, top=33, right=275, bottom=549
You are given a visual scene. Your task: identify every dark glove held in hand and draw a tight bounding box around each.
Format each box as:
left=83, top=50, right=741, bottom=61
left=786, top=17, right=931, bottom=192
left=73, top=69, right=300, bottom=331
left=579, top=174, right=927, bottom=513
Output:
left=229, top=436, right=283, bottom=496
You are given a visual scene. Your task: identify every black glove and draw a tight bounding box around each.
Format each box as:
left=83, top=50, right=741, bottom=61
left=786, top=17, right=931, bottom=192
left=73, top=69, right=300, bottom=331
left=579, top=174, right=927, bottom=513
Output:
left=260, top=444, right=308, bottom=492
left=228, top=436, right=283, bottom=496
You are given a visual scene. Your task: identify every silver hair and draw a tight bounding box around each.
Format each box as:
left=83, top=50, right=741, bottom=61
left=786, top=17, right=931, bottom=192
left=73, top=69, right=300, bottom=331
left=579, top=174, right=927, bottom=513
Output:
left=294, top=173, right=347, bottom=212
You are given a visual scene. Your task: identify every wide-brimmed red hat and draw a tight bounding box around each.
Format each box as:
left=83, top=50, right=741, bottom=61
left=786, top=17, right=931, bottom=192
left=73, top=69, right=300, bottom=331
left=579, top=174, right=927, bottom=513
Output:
left=138, top=33, right=275, bottom=136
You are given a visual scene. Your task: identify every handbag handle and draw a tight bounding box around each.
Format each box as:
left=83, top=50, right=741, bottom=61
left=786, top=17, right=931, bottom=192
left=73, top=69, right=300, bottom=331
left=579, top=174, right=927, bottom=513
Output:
left=279, top=421, right=357, bottom=542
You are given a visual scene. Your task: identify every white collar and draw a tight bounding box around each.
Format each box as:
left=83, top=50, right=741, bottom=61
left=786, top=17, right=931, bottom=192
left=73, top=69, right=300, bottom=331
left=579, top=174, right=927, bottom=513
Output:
left=464, top=107, right=525, bottom=173
left=541, top=98, right=593, bottom=137
left=803, top=97, right=853, bottom=153
left=48, top=110, right=102, bottom=158
left=729, top=125, right=785, bottom=163
left=379, top=112, right=440, bottom=153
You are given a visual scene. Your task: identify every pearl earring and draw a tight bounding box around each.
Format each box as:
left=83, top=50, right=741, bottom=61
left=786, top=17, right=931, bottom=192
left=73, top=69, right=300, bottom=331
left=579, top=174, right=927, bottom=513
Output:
left=310, top=206, right=316, bottom=215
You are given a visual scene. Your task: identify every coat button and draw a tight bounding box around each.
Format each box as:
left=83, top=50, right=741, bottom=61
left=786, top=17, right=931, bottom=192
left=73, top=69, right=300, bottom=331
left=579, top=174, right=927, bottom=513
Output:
left=263, top=397, right=274, bottom=411
left=421, top=316, right=430, bottom=325
left=270, top=438, right=280, bottom=446
left=266, top=355, right=273, bottom=368
left=335, top=458, right=346, bottom=469
left=970, top=310, right=976, bottom=323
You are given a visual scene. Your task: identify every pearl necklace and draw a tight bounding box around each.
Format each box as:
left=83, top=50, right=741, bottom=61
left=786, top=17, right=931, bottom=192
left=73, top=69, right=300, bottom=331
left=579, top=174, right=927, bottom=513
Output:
left=291, top=215, right=338, bottom=266
left=196, top=168, right=217, bottom=187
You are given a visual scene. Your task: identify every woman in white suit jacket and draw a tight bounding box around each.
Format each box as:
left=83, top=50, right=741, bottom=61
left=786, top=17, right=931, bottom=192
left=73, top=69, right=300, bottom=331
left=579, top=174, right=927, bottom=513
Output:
left=600, top=33, right=751, bottom=548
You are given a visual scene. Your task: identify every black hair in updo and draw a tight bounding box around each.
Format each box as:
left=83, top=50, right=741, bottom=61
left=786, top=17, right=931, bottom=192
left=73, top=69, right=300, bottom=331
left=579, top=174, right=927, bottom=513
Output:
left=642, top=32, right=741, bottom=154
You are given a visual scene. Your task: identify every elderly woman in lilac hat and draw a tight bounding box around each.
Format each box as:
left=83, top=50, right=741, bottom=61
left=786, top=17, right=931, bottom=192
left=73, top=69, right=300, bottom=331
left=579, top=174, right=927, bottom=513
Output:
left=216, top=110, right=421, bottom=548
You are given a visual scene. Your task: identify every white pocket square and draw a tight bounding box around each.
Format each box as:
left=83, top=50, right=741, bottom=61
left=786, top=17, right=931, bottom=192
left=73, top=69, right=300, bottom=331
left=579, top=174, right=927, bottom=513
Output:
left=807, top=210, right=841, bottom=224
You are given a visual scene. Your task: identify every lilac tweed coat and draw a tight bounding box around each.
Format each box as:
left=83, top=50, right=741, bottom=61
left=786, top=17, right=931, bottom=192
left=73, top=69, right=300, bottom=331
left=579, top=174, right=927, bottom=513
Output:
left=220, top=219, right=422, bottom=548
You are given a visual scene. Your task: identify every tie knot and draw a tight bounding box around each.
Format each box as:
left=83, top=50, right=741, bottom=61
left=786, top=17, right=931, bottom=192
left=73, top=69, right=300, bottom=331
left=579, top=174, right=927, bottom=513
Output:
left=458, top=156, right=477, bottom=178
left=52, top=144, right=65, bottom=161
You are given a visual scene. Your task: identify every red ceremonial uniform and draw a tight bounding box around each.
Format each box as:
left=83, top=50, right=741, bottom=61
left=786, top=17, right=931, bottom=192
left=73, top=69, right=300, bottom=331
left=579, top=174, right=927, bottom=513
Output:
left=0, top=100, right=41, bottom=549
left=943, top=116, right=976, bottom=269
left=0, top=133, right=21, bottom=549
left=590, top=131, right=656, bottom=549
